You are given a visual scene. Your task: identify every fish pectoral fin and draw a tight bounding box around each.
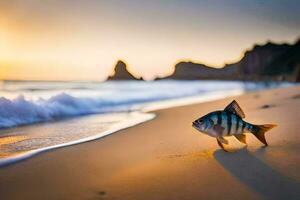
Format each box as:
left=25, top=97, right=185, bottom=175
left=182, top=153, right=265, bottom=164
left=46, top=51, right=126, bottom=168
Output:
left=217, top=136, right=228, bottom=144
left=217, top=139, right=229, bottom=152
left=224, top=100, right=246, bottom=118
left=234, top=134, right=247, bottom=144
left=213, top=125, right=225, bottom=136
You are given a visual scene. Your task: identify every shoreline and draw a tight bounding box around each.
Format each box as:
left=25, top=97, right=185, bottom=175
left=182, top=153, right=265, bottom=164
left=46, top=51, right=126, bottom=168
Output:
left=0, top=85, right=300, bottom=200
left=0, top=81, right=294, bottom=166
left=0, top=87, right=244, bottom=166
left=0, top=112, right=155, bottom=167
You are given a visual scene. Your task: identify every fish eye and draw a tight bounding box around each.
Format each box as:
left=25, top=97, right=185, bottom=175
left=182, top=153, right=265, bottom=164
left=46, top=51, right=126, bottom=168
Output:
left=198, top=119, right=203, bottom=124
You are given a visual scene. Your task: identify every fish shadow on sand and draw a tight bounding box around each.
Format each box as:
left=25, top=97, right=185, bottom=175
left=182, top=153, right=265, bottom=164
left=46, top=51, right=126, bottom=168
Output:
left=214, top=148, right=300, bottom=200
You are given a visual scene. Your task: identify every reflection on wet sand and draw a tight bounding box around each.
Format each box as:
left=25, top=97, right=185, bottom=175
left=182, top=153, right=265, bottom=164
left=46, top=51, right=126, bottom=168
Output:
left=0, top=135, right=28, bottom=158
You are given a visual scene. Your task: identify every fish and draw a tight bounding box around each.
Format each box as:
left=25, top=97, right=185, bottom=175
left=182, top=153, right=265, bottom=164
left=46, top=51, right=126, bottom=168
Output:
left=192, top=100, right=277, bottom=151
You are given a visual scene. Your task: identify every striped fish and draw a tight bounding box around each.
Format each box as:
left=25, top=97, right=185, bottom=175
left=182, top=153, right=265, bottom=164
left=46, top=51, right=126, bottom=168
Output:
left=192, top=100, right=277, bottom=151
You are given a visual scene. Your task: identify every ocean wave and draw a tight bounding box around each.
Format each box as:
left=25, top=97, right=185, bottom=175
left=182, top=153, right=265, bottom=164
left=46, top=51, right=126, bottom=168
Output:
left=0, top=93, right=123, bottom=128
left=0, top=91, right=201, bottom=129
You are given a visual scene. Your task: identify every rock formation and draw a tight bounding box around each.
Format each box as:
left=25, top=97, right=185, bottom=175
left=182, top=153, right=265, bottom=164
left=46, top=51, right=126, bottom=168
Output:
left=107, top=60, right=143, bottom=81
left=160, top=62, right=238, bottom=80
left=159, top=38, right=300, bottom=82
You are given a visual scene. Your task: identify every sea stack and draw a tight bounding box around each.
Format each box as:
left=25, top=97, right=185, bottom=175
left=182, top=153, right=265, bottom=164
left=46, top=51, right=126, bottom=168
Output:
left=107, top=60, right=143, bottom=81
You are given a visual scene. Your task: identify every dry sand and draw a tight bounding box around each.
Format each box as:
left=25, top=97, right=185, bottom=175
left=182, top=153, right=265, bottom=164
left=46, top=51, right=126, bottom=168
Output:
left=0, top=85, right=300, bottom=200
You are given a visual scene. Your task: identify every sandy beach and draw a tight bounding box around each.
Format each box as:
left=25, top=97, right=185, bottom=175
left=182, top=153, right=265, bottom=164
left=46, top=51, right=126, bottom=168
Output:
left=0, top=85, right=300, bottom=200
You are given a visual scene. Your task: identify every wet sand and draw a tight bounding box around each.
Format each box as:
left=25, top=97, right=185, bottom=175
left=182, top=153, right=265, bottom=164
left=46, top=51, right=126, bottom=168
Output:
left=0, top=85, right=300, bottom=200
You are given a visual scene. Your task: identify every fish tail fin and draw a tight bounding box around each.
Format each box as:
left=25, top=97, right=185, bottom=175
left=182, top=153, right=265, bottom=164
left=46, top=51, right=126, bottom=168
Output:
left=251, top=124, right=277, bottom=146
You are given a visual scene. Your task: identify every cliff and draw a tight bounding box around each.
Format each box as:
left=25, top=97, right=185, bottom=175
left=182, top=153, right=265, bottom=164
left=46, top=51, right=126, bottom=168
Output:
left=107, top=60, right=143, bottom=81
left=160, top=38, right=300, bottom=81
left=233, top=39, right=300, bottom=80
left=160, top=62, right=238, bottom=80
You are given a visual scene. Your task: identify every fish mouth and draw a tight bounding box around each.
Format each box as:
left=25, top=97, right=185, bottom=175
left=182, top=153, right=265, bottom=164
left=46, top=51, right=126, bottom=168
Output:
left=192, top=122, right=205, bottom=133
left=192, top=122, right=197, bottom=128
left=192, top=122, right=200, bottom=130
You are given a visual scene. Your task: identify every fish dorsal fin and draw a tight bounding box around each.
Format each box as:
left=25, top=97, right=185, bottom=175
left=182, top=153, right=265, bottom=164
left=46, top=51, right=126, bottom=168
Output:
left=224, top=100, right=245, bottom=118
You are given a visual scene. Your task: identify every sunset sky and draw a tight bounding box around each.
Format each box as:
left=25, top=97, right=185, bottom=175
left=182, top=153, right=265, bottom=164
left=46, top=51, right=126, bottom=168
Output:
left=0, top=0, right=299, bottom=81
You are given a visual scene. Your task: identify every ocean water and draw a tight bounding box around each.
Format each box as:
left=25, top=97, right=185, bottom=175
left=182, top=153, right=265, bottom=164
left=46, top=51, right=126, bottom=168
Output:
left=0, top=80, right=293, bottom=166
